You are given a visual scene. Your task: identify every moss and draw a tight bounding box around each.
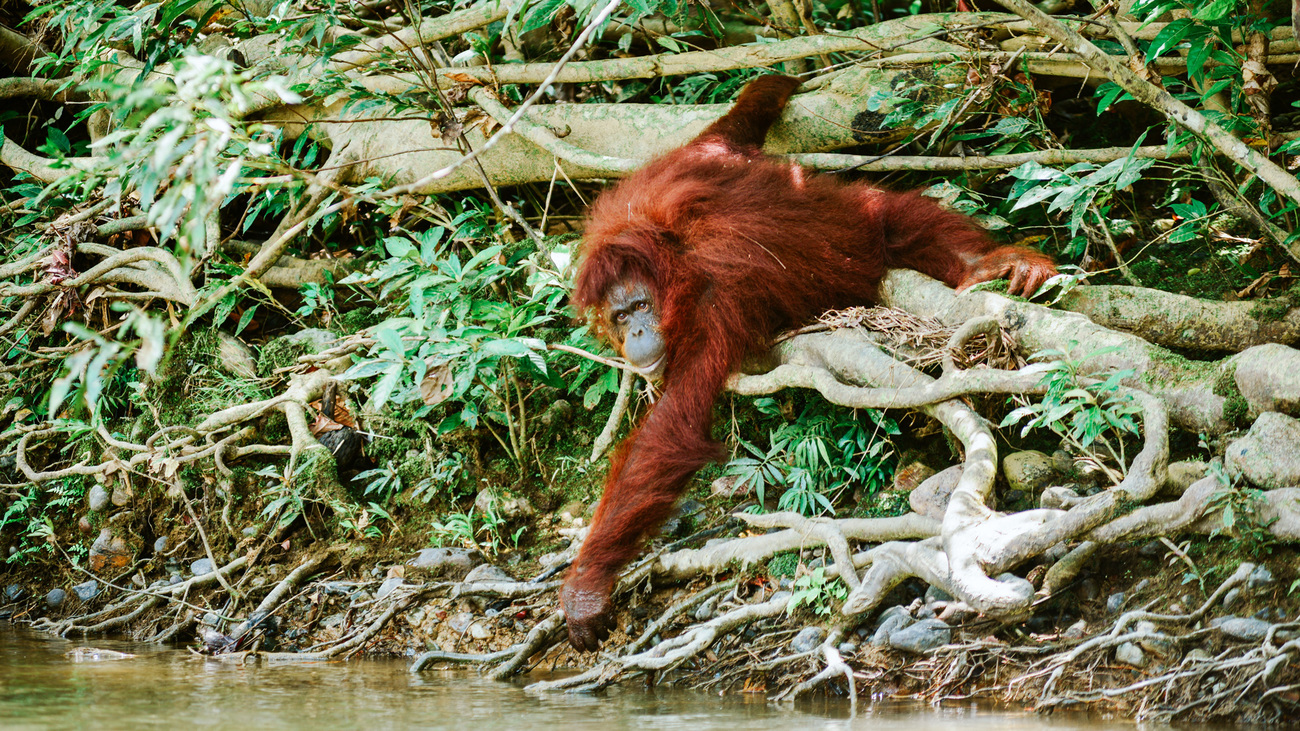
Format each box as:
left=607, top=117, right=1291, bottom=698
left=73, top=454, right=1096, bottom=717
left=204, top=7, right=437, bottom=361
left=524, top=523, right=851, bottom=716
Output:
left=767, top=552, right=799, bottom=578
left=1212, top=366, right=1250, bottom=428
left=1247, top=285, right=1300, bottom=323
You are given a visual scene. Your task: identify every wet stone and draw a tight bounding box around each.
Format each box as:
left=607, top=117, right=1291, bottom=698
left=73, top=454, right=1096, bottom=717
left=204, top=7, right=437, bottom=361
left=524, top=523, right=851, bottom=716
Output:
left=153, top=536, right=168, bottom=553
left=888, top=619, right=951, bottom=654
left=191, top=558, right=215, bottom=577
left=45, top=588, right=66, bottom=608
left=169, top=574, right=183, bottom=585
left=4, top=584, right=22, bottom=601
left=791, top=626, right=826, bottom=653
left=72, top=580, right=99, bottom=602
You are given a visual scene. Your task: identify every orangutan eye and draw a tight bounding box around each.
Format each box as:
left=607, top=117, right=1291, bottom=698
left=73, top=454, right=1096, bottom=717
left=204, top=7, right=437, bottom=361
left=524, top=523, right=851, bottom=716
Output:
left=635, top=301, right=649, bottom=312
left=615, top=312, right=628, bottom=323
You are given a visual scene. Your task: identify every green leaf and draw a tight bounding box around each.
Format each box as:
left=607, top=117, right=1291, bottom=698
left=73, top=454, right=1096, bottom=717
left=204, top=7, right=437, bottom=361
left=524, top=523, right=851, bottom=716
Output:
left=1146, top=18, right=1192, bottom=61
left=1192, top=0, right=1235, bottom=21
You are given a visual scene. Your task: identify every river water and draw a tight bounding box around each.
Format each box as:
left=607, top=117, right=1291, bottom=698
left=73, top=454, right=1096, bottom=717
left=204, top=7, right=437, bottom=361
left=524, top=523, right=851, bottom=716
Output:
left=0, top=624, right=1146, bottom=730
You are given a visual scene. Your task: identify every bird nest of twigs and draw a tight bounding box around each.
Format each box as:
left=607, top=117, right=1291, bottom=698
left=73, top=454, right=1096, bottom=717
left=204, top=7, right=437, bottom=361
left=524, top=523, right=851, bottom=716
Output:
left=776, top=306, right=1025, bottom=372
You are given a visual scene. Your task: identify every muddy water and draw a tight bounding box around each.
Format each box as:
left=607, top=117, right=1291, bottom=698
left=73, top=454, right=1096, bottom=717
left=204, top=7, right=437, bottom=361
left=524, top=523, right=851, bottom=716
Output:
left=0, top=624, right=1138, bottom=731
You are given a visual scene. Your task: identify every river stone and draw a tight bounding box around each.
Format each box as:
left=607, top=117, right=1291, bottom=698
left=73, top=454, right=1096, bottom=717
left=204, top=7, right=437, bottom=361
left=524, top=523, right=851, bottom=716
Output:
left=4, top=584, right=22, bottom=601
left=449, top=612, right=474, bottom=634
left=888, top=619, right=951, bottom=653
left=1211, top=616, right=1271, bottom=642
left=468, top=621, right=492, bottom=640
left=1106, top=592, right=1127, bottom=614
left=709, top=475, right=749, bottom=498
left=838, top=642, right=857, bottom=655
left=1063, top=620, right=1087, bottom=640
left=87, top=485, right=110, bottom=512
left=191, top=558, right=216, bottom=577
left=46, top=588, right=66, bottom=608
left=791, top=626, right=826, bottom=653
left=1003, top=451, right=1056, bottom=494
left=1247, top=564, right=1276, bottom=591
left=72, top=580, right=99, bottom=602
left=89, top=529, right=133, bottom=573
left=558, top=501, right=587, bottom=522
left=909, top=465, right=962, bottom=520
left=153, top=536, right=168, bottom=553
left=1115, top=642, right=1147, bottom=667
left=407, top=547, right=483, bottom=579
left=376, top=577, right=404, bottom=599
left=1225, top=412, right=1300, bottom=489
left=77, top=516, right=93, bottom=534
left=891, top=462, right=936, bottom=493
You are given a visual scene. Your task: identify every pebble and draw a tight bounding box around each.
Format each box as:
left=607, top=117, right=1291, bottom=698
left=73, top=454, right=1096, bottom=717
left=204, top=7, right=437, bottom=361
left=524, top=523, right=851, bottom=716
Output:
left=468, top=622, right=491, bottom=640
left=46, top=588, right=66, bottom=608
left=169, top=574, right=183, bottom=585
left=463, top=563, right=513, bottom=584
left=87, top=485, right=110, bottom=512
left=241, top=526, right=258, bottom=538
left=407, top=547, right=483, bottom=579
left=153, top=536, right=168, bottom=553
left=449, top=612, right=474, bottom=634
left=4, top=584, right=22, bottom=601
left=1115, top=642, right=1147, bottom=667
left=1077, top=578, right=1100, bottom=602
left=791, top=626, right=826, bottom=653
left=1063, top=620, right=1087, bottom=640
left=71, top=580, right=99, bottom=602
left=1106, top=592, right=1127, bottom=614
left=1133, top=579, right=1151, bottom=594
left=924, top=585, right=954, bottom=604
left=888, top=619, right=951, bottom=654
left=837, top=642, right=856, bottom=656
left=191, top=558, right=215, bottom=577
left=110, top=484, right=132, bottom=507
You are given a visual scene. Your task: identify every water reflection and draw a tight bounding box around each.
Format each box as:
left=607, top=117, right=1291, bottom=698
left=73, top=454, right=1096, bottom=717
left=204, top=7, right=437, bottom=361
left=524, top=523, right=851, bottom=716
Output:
left=1, top=624, right=1134, bottom=731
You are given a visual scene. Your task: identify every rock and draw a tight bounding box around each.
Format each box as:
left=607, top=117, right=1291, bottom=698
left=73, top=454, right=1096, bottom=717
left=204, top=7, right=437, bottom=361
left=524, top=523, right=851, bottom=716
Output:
left=110, top=483, right=132, bottom=507
left=837, top=642, right=857, bottom=655
left=1247, top=564, right=1276, bottom=591
left=1079, top=578, right=1101, bottom=602
left=201, top=612, right=220, bottom=627
left=153, top=536, right=168, bottom=553
left=661, top=499, right=705, bottom=538
left=1186, top=648, right=1214, bottom=662
left=464, top=563, right=513, bottom=584
left=909, top=465, right=962, bottom=520
left=376, top=577, right=404, bottom=599
left=216, top=332, right=259, bottom=380
left=540, top=399, right=573, bottom=428
left=1211, top=616, right=1271, bottom=642
left=1164, top=460, right=1208, bottom=494
left=1134, top=579, right=1151, bottom=594
left=473, top=490, right=534, bottom=520
left=1138, top=540, right=1165, bottom=557
left=4, top=584, right=22, bottom=601
left=407, top=547, right=483, bottom=579
left=558, top=501, right=587, bottom=521
left=321, top=613, right=345, bottom=629
left=924, top=584, right=954, bottom=604
left=448, top=612, right=474, bottom=634
left=1115, top=642, right=1147, bottom=667
left=791, top=626, right=826, bottom=653
left=89, top=529, right=133, bottom=573
left=469, top=622, right=492, bottom=640
left=191, top=558, right=216, bottom=577
left=1050, top=449, right=1074, bottom=475
left=1003, top=450, right=1056, bottom=494
left=88, top=485, right=110, bottom=512
left=916, top=605, right=937, bottom=620
left=1063, top=620, right=1087, bottom=640
left=46, top=588, right=66, bottom=609
left=1225, top=412, right=1300, bottom=489
left=710, top=475, right=749, bottom=498
left=78, top=516, right=93, bottom=534
left=169, top=574, right=183, bottom=585
left=1222, top=588, right=1242, bottom=610
left=71, top=580, right=99, bottom=602
left=241, top=526, right=258, bottom=538
left=1106, top=592, right=1127, bottom=614
left=891, top=462, right=936, bottom=492
left=888, top=619, right=952, bottom=653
